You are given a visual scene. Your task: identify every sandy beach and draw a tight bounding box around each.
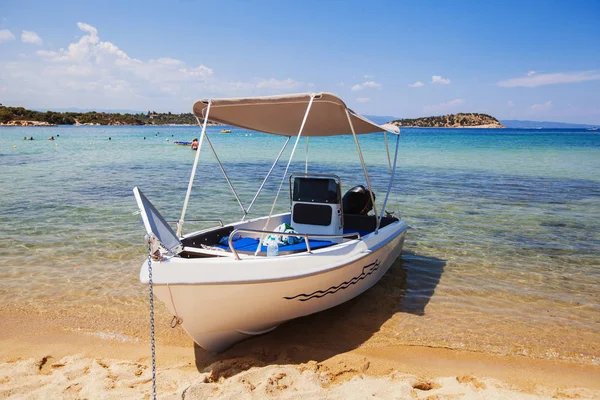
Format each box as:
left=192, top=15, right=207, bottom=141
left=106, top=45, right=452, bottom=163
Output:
left=1, top=304, right=599, bottom=400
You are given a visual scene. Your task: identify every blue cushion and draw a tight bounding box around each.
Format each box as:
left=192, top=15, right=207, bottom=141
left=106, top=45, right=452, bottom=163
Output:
left=216, top=237, right=335, bottom=253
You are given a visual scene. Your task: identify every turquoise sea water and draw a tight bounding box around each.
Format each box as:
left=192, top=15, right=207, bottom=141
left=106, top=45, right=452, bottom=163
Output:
left=1, top=126, right=599, bottom=364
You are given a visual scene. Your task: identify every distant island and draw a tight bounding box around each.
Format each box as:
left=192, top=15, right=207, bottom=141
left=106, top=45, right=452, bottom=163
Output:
left=0, top=105, right=218, bottom=126
left=390, top=113, right=503, bottom=128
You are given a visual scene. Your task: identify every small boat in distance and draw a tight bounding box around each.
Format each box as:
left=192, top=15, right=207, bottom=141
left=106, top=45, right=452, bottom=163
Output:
left=133, top=93, right=409, bottom=352
left=220, top=129, right=232, bottom=133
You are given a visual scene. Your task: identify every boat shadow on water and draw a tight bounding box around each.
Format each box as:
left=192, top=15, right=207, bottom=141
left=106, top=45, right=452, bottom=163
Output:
left=192, top=250, right=446, bottom=378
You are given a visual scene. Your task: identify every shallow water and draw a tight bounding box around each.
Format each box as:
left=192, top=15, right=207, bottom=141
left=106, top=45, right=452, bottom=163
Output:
left=1, top=126, right=599, bottom=364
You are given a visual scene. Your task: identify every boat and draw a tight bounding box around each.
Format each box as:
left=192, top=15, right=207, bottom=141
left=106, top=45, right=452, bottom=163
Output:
left=220, top=129, right=232, bottom=133
left=173, top=140, right=192, bottom=146
left=133, top=92, right=410, bottom=352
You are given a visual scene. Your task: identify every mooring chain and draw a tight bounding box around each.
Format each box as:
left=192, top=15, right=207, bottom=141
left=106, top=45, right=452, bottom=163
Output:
left=146, top=237, right=157, bottom=400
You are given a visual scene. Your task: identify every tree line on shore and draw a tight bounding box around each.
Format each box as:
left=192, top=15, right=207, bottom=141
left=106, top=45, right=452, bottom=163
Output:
left=0, top=105, right=202, bottom=125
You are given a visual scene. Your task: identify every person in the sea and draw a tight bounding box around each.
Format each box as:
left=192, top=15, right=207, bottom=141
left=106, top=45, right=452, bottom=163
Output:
left=29, top=136, right=34, bottom=140
left=48, top=136, right=54, bottom=141
left=23, top=137, right=27, bottom=140
left=191, top=138, right=199, bottom=150
left=108, top=137, right=111, bottom=141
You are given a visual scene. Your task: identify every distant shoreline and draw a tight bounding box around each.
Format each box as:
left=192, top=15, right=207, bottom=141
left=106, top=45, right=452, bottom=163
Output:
left=0, top=120, right=57, bottom=127
left=0, top=121, right=218, bottom=127
left=397, top=124, right=503, bottom=129
left=0, top=105, right=222, bottom=126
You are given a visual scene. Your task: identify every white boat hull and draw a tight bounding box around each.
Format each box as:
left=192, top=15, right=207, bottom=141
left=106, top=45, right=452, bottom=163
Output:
left=141, top=221, right=408, bottom=352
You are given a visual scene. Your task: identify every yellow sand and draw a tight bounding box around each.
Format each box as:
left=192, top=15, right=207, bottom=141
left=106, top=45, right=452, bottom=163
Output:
left=1, top=310, right=599, bottom=399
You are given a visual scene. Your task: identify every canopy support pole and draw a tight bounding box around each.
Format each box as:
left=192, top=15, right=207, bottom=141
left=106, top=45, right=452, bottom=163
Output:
left=177, top=103, right=211, bottom=237
left=244, top=136, right=291, bottom=220
left=379, top=131, right=400, bottom=228
left=203, top=132, right=248, bottom=218
left=384, top=132, right=392, bottom=173
left=345, top=109, right=379, bottom=233
left=305, top=137, right=309, bottom=174
left=254, top=94, right=316, bottom=256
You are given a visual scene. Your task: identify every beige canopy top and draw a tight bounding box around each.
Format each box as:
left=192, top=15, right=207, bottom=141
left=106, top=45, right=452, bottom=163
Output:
left=192, top=92, right=399, bottom=137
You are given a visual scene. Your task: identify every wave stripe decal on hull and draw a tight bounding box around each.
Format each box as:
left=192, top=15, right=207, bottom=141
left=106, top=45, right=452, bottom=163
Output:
left=283, top=260, right=381, bottom=302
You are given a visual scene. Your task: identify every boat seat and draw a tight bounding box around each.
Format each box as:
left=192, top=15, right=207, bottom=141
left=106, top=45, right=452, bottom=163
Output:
left=215, top=237, right=335, bottom=255
left=343, top=214, right=399, bottom=235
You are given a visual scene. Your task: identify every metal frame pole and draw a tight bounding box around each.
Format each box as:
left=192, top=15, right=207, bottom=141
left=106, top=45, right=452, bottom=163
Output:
left=379, top=132, right=400, bottom=228
left=203, top=132, right=248, bottom=218
left=305, top=137, right=309, bottom=174
left=383, top=131, right=392, bottom=173
left=254, top=94, right=316, bottom=256
left=345, top=109, right=379, bottom=233
left=244, top=136, right=291, bottom=219
left=177, top=103, right=211, bottom=237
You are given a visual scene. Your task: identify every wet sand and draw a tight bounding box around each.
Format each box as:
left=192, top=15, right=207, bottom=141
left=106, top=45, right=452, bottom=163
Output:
left=1, top=309, right=599, bottom=399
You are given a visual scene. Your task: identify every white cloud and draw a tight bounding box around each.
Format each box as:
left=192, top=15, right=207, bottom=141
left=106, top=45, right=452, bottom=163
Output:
left=527, top=70, right=536, bottom=77
left=21, top=30, right=42, bottom=45
left=337, top=82, right=345, bottom=87
left=351, top=81, right=382, bottom=91
left=1, top=22, right=307, bottom=111
left=77, top=22, right=97, bottom=36
left=356, top=97, right=371, bottom=103
left=530, top=101, right=553, bottom=112
left=408, top=81, right=424, bottom=88
left=424, top=98, right=464, bottom=113
left=149, top=57, right=184, bottom=66
left=255, top=78, right=302, bottom=90
left=497, top=71, right=600, bottom=87
left=364, top=74, right=374, bottom=79
left=182, top=65, right=213, bottom=79
left=431, top=75, right=451, bottom=84
left=0, top=29, right=15, bottom=43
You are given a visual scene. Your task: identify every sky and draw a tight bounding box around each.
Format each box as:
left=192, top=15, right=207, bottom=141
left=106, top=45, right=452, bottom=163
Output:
left=1, top=0, right=599, bottom=124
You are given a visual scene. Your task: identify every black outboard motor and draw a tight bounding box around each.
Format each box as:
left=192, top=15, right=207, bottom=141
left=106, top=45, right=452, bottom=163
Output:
left=342, top=185, right=376, bottom=215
